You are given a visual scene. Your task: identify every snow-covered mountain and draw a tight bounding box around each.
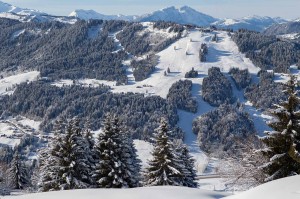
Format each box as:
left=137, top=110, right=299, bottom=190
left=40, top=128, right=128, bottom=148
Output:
left=68, top=6, right=289, bottom=31
left=138, top=6, right=218, bottom=26
left=69, top=6, right=218, bottom=26
left=0, top=1, right=76, bottom=23
left=0, top=0, right=46, bottom=16
left=69, top=9, right=137, bottom=21
left=0, top=1, right=292, bottom=31
left=213, top=15, right=287, bottom=32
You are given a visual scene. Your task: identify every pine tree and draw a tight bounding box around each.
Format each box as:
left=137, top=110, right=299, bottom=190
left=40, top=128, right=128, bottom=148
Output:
left=260, top=75, right=300, bottom=181
left=179, top=145, right=198, bottom=188
left=40, top=118, right=65, bottom=191
left=8, top=151, right=30, bottom=190
left=120, top=127, right=141, bottom=187
left=71, top=118, right=92, bottom=187
left=40, top=118, right=90, bottom=191
left=145, top=118, right=183, bottom=186
left=58, top=118, right=89, bottom=189
left=83, top=119, right=97, bottom=186
left=0, top=162, right=10, bottom=195
left=93, top=113, right=128, bottom=188
left=84, top=119, right=95, bottom=152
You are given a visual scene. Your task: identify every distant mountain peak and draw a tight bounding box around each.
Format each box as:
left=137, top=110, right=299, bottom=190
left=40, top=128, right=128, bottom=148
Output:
left=213, top=15, right=287, bottom=32
left=0, top=0, right=46, bottom=16
left=180, top=5, right=196, bottom=11
left=0, top=1, right=294, bottom=32
left=160, top=6, right=176, bottom=11
left=0, top=0, right=75, bottom=23
left=139, top=5, right=218, bottom=26
left=69, top=9, right=105, bottom=19
left=0, top=0, right=19, bottom=13
left=69, top=9, right=136, bottom=21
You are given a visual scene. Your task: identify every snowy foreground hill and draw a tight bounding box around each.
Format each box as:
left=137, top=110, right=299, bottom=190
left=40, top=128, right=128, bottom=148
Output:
left=225, top=175, right=300, bottom=199
left=4, top=187, right=229, bottom=199
left=3, top=176, right=300, bottom=199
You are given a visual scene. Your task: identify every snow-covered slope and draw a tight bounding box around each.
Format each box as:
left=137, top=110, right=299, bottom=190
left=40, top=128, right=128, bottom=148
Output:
left=3, top=186, right=230, bottom=199
left=104, top=30, right=260, bottom=98
left=213, top=16, right=287, bottom=32
left=225, top=175, right=300, bottom=199
left=264, top=21, right=300, bottom=36
left=88, top=30, right=272, bottom=178
left=51, top=29, right=268, bottom=141
left=139, top=6, right=218, bottom=26
left=69, top=9, right=136, bottom=21
left=0, top=71, right=40, bottom=95
left=0, top=0, right=15, bottom=12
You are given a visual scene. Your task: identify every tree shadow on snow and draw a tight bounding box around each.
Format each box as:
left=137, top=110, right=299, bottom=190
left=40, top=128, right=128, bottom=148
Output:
left=206, top=48, right=231, bottom=63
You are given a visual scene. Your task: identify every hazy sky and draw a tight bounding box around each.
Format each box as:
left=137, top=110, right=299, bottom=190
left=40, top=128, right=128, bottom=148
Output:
left=3, top=0, right=300, bottom=20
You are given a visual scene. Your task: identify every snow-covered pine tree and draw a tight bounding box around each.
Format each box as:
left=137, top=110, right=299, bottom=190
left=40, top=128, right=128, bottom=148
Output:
left=8, top=151, right=30, bottom=189
left=120, top=126, right=141, bottom=187
left=40, top=118, right=65, bottom=192
left=260, top=75, right=300, bottom=181
left=93, top=114, right=141, bottom=188
left=40, top=118, right=91, bottom=191
left=173, top=140, right=198, bottom=188
left=71, top=118, right=92, bottom=186
left=84, top=119, right=95, bottom=153
left=0, top=162, right=10, bottom=195
left=30, top=159, right=41, bottom=191
left=179, top=145, right=198, bottom=188
left=287, top=78, right=300, bottom=163
left=58, top=118, right=89, bottom=190
left=83, top=119, right=97, bottom=186
left=145, top=118, right=183, bottom=186
left=93, top=113, right=128, bottom=188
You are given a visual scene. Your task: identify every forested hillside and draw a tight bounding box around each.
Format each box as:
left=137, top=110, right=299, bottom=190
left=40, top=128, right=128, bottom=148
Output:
left=0, top=19, right=182, bottom=84
left=232, top=29, right=300, bottom=72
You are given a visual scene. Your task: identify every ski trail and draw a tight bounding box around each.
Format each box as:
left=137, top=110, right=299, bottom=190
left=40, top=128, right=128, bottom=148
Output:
left=226, top=74, right=272, bottom=136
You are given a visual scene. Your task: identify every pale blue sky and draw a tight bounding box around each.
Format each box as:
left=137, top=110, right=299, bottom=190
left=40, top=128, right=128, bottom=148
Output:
left=3, top=0, right=300, bottom=19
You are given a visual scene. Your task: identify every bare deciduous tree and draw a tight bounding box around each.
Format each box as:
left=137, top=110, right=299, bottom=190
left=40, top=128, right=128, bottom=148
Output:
left=218, top=136, right=267, bottom=191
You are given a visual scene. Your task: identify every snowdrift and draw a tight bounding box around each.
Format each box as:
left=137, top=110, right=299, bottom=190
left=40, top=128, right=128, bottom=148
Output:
left=225, top=175, right=300, bottom=199
left=4, top=187, right=229, bottom=199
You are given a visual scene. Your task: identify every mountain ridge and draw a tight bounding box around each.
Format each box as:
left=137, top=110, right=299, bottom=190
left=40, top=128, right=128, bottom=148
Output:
left=137, top=6, right=218, bottom=26
left=0, top=0, right=46, bottom=16
left=0, top=1, right=295, bottom=31
left=213, top=15, right=287, bottom=32
left=69, top=9, right=137, bottom=21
